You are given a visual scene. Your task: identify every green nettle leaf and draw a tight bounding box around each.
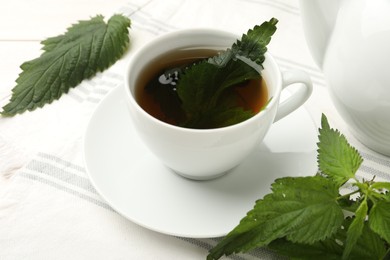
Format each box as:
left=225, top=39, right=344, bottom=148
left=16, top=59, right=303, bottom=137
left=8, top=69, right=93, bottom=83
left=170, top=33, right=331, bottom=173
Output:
left=343, top=217, right=388, bottom=260
left=269, top=217, right=388, bottom=260
left=369, top=200, right=390, bottom=244
left=272, top=176, right=344, bottom=244
left=177, top=59, right=259, bottom=128
left=231, top=17, right=278, bottom=66
left=268, top=238, right=343, bottom=260
left=317, top=114, right=363, bottom=186
left=207, top=176, right=344, bottom=260
left=207, top=18, right=277, bottom=69
left=1, top=14, right=131, bottom=116
left=342, top=199, right=368, bottom=259
left=174, top=18, right=277, bottom=128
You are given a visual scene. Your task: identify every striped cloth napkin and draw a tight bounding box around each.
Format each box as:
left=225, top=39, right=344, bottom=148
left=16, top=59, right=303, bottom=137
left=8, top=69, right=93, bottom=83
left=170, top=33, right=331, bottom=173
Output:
left=1, top=0, right=389, bottom=259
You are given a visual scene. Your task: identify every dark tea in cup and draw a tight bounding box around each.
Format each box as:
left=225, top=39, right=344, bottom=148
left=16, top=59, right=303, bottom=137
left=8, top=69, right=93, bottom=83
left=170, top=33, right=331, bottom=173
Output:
left=134, top=48, right=268, bottom=129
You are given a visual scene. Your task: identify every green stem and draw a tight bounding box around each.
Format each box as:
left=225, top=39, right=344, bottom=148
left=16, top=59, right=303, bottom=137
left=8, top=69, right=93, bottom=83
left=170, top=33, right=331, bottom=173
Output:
left=336, top=190, right=360, bottom=201
left=368, top=193, right=379, bottom=205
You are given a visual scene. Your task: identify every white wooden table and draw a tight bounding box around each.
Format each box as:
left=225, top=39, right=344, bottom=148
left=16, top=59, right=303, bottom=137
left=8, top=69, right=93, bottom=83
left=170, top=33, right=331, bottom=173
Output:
left=1, top=1, right=389, bottom=259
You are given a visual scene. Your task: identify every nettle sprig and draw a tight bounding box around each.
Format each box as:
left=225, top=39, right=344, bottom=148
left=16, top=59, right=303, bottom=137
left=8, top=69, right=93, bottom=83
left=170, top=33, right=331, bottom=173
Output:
left=208, top=114, right=390, bottom=260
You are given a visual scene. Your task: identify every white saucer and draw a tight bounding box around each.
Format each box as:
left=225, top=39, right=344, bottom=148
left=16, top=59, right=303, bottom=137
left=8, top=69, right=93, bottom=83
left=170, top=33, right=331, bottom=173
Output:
left=83, top=86, right=318, bottom=238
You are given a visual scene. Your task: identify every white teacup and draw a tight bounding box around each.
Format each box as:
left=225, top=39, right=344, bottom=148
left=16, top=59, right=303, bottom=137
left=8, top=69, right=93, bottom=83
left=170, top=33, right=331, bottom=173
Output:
left=124, top=29, right=313, bottom=180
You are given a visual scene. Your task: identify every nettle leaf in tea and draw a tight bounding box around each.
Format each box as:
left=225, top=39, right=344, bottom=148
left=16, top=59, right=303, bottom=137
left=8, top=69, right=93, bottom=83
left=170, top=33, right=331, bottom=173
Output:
left=137, top=18, right=278, bottom=129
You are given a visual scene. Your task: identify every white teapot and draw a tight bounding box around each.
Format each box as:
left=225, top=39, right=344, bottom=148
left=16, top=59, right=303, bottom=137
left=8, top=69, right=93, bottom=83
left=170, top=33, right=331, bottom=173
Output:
left=300, top=0, right=390, bottom=156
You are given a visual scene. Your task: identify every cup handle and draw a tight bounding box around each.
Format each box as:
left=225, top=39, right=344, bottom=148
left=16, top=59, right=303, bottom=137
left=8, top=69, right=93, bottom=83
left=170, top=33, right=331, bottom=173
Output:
left=274, top=69, right=313, bottom=122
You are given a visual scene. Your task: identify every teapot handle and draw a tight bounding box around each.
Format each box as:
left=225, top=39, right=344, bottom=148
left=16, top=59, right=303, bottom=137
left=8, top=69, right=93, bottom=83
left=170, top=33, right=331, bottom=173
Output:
left=274, top=70, right=313, bottom=122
